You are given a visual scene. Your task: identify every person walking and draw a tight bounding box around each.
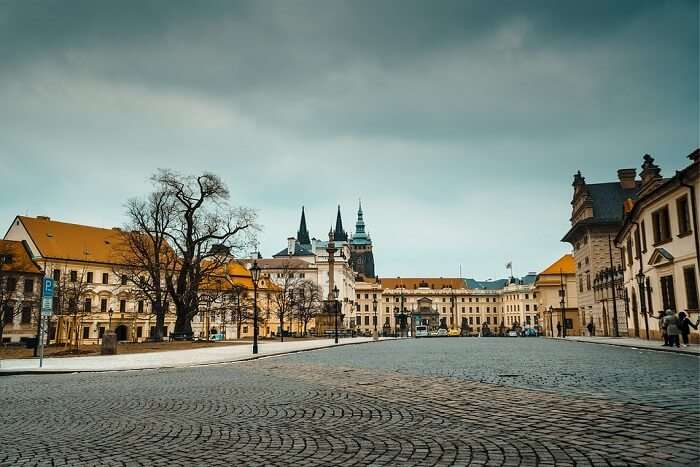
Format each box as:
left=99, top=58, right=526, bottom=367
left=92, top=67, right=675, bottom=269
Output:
left=556, top=321, right=562, bottom=338
left=586, top=321, right=594, bottom=336
left=660, top=311, right=670, bottom=346
left=678, top=311, right=699, bottom=347
left=663, top=310, right=681, bottom=348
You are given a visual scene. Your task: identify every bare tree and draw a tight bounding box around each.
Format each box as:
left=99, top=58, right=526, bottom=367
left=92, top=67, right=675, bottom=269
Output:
left=293, top=280, right=322, bottom=336
left=115, top=189, right=177, bottom=340
left=151, top=170, right=257, bottom=335
left=227, top=283, right=252, bottom=339
left=52, top=264, right=93, bottom=350
left=270, top=263, right=301, bottom=342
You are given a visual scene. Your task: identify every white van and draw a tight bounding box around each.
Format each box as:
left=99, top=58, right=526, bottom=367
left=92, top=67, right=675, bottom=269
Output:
left=415, top=325, right=429, bottom=337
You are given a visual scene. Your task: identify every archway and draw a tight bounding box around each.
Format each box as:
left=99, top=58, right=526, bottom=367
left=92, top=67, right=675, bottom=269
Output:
left=114, top=325, right=128, bottom=341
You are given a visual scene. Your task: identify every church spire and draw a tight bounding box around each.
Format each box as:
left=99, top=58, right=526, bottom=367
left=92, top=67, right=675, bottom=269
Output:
left=355, top=199, right=366, bottom=235
left=297, top=206, right=310, bottom=246
left=333, top=205, right=348, bottom=242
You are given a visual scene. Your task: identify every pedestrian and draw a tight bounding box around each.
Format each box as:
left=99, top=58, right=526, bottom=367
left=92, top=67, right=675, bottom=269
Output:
left=660, top=311, right=670, bottom=346
left=556, top=321, right=562, bottom=338
left=662, top=310, right=681, bottom=348
left=586, top=321, right=594, bottom=336
left=678, top=311, right=699, bottom=347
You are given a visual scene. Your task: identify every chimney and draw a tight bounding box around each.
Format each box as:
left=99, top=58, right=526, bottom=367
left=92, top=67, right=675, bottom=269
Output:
left=36, top=216, right=50, bottom=221
left=617, top=168, right=637, bottom=189
left=639, top=154, right=662, bottom=196
left=287, top=237, right=296, bottom=256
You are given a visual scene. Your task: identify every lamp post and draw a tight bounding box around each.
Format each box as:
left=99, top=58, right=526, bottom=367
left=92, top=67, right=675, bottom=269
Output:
left=250, top=260, right=260, bottom=354
left=559, top=269, right=566, bottom=338
left=333, top=285, right=339, bottom=344
left=108, top=307, right=114, bottom=330
left=372, top=297, right=378, bottom=341
left=636, top=270, right=650, bottom=340
left=548, top=305, right=554, bottom=337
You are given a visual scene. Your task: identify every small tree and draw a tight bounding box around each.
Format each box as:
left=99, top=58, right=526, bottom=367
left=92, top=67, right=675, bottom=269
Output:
left=115, top=189, right=177, bottom=341
left=270, top=263, right=301, bottom=342
left=228, top=283, right=252, bottom=339
left=294, top=280, right=322, bottom=336
left=52, top=264, right=93, bottom=350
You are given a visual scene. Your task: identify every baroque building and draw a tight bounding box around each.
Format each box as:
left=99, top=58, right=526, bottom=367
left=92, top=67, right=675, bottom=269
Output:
left=534, top=254, right=579, bottom=337
left=562, top=166, right=641, bottom=336
left=615, top=150, right=700, bottom=342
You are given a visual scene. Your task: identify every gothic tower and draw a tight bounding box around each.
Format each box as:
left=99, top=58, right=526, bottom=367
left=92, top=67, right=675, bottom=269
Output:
left=297, top=206, right=311, bottom=246
left=349, top=201, right=375, bottom=279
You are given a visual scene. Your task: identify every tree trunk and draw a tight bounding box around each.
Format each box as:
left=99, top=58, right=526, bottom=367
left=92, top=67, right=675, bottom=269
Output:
left=174, top=311, right=193, bottom=334
left=154, top=308, right=166, bottom=341
left=303, top=320, right=307, bottom=337
left=0, top=322, right=5, bottom=343
left=279, top=312, right=284, bottom=342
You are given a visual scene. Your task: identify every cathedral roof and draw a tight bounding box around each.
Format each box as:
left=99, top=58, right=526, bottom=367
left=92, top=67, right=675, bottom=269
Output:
left=297, top=206, right=311, bottom=246
left=333, top=205, right=348, bottom=242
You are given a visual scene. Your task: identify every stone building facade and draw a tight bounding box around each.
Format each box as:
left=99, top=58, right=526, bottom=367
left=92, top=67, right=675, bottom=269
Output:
left=562, top=167, right=640, bottom=336
left=535, top=254, right=580, bottom=337
left=0, top=239, right=43, bottom=343
left=615, top=150, right=700, bottom=342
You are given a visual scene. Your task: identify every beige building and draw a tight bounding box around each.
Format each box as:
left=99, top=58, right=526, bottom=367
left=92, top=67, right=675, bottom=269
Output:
left=615, top=151, right=700, bottom=342
left=4, top=216, right=178, bottom=344
left=0, top=239, right=43, bottom=343
left=562, top=166, right=639, bottom=336
left=501, top=274, right=538, bottom=330
left=535, top=254, right=579, bottom=337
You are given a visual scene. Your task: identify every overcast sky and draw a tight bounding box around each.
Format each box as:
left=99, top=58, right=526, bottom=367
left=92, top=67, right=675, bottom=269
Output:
left=1, top=1, right=698, bottom=279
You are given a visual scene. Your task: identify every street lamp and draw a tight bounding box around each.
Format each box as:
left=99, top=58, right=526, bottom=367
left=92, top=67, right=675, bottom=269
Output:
left=372, top=297, right=378, bottom=341
left=548, top=305, right=554, bottom=337
left=333, top=285, right=340, bottom=344
left=635, top=270, right=650, bottom=340
left=108, top=307, right=114, bottom=330
left=250, top=260, right=261, bottom=354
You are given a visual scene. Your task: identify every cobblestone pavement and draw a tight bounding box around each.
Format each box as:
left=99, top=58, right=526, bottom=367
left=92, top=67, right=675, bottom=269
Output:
left=1, top=339, right=698, bottom=466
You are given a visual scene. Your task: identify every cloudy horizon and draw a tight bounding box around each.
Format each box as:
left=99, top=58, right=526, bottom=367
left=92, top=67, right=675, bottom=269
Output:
left=1, top=0, right=698, bottom=280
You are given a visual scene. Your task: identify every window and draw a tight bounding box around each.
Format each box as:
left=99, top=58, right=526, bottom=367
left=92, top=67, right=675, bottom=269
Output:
left=21, top=306, right=31, bottom=324
left=364, top=294, right=368, bottom=299
left=356, top=304, right=360, bottom=312
left=356, top=316, right=361, bottom=326
left=23, top=279, right=34, bottom=294
left=364, top=315, right=369, bottom=325
left=84, top=298, right=92, bottom=313
left=626, top=238, right=633, bottom=265
left=683, top=267, right=699, bottom=310
left=525, top=304, right=530, bottom=311
left=6, top=277, right=16, bottom=292
left=534, top=304, right=538, bottom=311
left=660, top=275, right=676, bottom=311
left=119, top=299, right=126, bottom=313
left=121, top=275, right=128, bottom=286
left=579, top=276, right=583, bottom=293
left=525, top=294, right=529, bottom=300
left=70, top=270, right=77, bottom=282
left=364, top=304, right=369, bottom=312
left=101, top=299, right=108, bottom=312
left=102, top=273, right=109, bottom=284
left=86, top=272, right=93, bottom=283
left=82, top=327, right=90, bottom=339
left=136, top=327, right=143, bottom=338
left=586, top=273, right=591, bottom=291
left=242, top=326, right=248, bottom=333
left=53, top=269, right=60, bottom=281
left=476, top=317, right=480, bottom=325
left=138, top=300, right=144, bottom=313
left=640, top=221, right=647, bottom=252
left=677, top=196, right=691, bottom=235
left=2, top=306, right=13, bottom=324
left=634, top=228, right=642, bottom=260
left=652, top=206, right=671, bottom=244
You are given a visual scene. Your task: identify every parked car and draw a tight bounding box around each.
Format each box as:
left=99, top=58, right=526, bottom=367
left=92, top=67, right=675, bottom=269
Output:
left=436, top=328, right=448, bottom=337
left=415, top=325, right=429, bottom=337
left=507, top=330, right=518, bottom=337
left=209, top=333, right=226, bottom=341
left=521, top=328, right=538, bottom=337
left=448, top=328, right=461, bottom=337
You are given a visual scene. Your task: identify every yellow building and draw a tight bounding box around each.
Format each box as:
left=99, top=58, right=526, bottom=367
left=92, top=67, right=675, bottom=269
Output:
left=535, top=254, right=580, bottom=337
left=0, top=239, right=43, bottom=343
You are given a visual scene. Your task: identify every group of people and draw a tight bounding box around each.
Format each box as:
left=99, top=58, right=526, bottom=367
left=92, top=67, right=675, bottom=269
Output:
left=661, top=310, right=699, bottom=347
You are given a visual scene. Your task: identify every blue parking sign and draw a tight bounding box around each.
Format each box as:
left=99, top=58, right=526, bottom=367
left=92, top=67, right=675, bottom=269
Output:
left=43, top=277, right=54, bottom=298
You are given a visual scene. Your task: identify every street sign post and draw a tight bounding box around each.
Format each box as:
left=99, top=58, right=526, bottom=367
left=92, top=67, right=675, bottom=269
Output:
left=39, top=277, right=54, bottom=368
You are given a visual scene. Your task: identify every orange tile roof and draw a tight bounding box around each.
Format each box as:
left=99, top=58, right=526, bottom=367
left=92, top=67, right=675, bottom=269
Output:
left=0, top=240, right=43, bottom=275
left=379, top=277, right=464, bottom=290
left=18, top=216, right=128, bottom=265
left=539, top=254, right=575, bottom=275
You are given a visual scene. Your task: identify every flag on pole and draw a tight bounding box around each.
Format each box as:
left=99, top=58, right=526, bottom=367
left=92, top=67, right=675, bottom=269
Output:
left=505, top=261, right=512, bottom=270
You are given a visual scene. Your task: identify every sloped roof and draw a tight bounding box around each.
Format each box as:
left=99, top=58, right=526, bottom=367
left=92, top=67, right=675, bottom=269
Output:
left=380, top=277, right=465, bottom=290
left=17, top=216, right=128, bottom=265
left=0, top=240, right=42, bottom=275
left=201, top=260, right=254, bottom=290
left=587, top=182, right=641, bottom=222
left=272, top=243, right=315, bottom=258
left=464, top=278, right=508, bottom=290
left=540, top=254, right=575, bottom=275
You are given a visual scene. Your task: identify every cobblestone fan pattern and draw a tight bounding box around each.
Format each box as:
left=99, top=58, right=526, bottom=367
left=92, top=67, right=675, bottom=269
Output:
left=1, top=349, right=699, bottom=466
left=285, top=339, right=700, bottom=413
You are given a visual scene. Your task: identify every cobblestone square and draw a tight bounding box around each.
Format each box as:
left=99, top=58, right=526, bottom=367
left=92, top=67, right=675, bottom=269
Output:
left=1, top=339, right=698, bottom=466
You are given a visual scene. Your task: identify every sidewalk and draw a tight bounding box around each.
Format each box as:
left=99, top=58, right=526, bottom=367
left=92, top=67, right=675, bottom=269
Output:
left=0, top=337, right=390, bottom=375
left=557, top=335, right=700, bottom=355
